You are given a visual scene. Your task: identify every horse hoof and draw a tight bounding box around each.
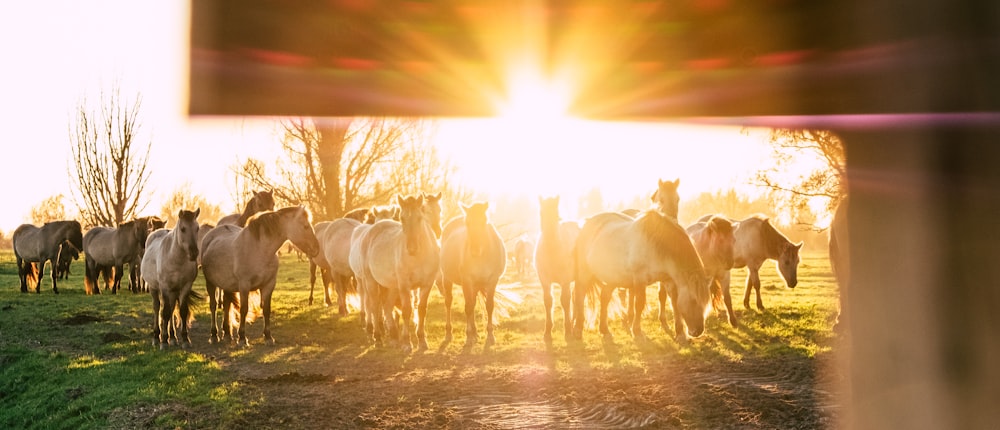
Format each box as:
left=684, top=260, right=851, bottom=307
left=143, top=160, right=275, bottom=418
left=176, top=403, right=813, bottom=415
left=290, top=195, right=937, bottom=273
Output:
left=265, top=337, right=276, bottom=346
left=159, top=343, right=168, bottom=351
left=543, top=331, right=553, bottom=344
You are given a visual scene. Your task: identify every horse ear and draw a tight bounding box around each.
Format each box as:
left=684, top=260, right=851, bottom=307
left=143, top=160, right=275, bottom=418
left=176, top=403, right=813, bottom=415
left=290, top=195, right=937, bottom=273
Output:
left=460, top=203, right=470, bottom=213
left=194, top=208, right=201, bottom=218
left=650, top=190, right=658, bottom=202
left=395, top=195, right=404, bottom=205
left=672, top=178, right=680, bottom=187
left=795, top=241, right=803, bottom=250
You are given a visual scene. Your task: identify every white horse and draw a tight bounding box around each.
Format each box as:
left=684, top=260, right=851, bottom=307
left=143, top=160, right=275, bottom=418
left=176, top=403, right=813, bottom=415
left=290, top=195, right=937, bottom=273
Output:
left=142, top=209, right=201, bottom=349
left=534, top=196, right=580, bottom=343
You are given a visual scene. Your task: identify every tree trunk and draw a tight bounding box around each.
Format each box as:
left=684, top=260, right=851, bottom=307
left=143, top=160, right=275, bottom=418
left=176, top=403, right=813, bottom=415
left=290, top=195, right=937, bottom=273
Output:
left=315, top=118, right=353, bottom=218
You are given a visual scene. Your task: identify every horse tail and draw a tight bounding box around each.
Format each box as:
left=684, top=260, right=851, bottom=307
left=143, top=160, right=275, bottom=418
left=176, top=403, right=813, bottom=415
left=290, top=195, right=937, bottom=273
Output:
left=84, top=260, right=96, bottom=294
left=25, top=262, right=39, bottom=287
left=710, top=278, right=725, bottom=312
left=477, top=283, right=524, bottom=325
left=228, top=290, right=263, bottom=329
left=181, top=289, right=205, bottom=326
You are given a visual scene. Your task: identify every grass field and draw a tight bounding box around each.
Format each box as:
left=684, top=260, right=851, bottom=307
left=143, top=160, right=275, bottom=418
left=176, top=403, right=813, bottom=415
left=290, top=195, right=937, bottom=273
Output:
left=0, top=249, right=844, bottom=429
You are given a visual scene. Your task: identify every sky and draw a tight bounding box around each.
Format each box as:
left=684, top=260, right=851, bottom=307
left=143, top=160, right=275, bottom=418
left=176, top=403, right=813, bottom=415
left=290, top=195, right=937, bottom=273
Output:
left=0, top=1, right=775, bottom=233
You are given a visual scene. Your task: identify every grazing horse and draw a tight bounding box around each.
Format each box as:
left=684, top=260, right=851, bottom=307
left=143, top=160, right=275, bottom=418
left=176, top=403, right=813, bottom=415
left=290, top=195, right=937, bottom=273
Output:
left=201, top=206, right=319, bottom=346
left=142, top=209, right=201, bottom=349
left=440, top=202, right=507, bottom=348
left=534, top=196, right=580, bottom=343
left=359, top=195, right=441, bottom=352
left=661, top=215, right=737, bottom=329
left=574, top=210, right=712, bottom=342
left=651, top=178, right=680, bottom=220
left=716, top=215, right=803, bottom=311
left=82, top=217, right=160, bottom=294
left=217, top=190, right=275, bottom=227
left=12, top=220, right=84, bottom=294
left=829, top=197, right=849, bottom=333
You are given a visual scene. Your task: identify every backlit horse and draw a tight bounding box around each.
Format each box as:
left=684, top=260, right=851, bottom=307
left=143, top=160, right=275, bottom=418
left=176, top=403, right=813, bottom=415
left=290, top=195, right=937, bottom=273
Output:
left=511, top=236, right=534, bottom=278
left=359, top=195, right=441, bottom=352
left=55, top=240, right=80, bottom=280
left=534, top=196, right=580, bottom=343
left=82, top=217, right=161, bottom=294
left=12, top=220, right=84, bottom=294
left=660, top=215, right=737, bottom=329
left=348, top=206, right=398, bottom=339
left=201, top=206, right=319, bottom=346
left=217, top=190, right=275, bottom=227
left=440, top=202, right=506, bottom=348
left=651, top=178, right=680, bottom=219
left=142, top=209, right=201, bottom=349
left=575, top=210, right=712, bottom=342
left=726, top=215, right=803, bottom=311
left=316, top=217, right=362, bottom=314
left=829, top=197, right=849, bottom=333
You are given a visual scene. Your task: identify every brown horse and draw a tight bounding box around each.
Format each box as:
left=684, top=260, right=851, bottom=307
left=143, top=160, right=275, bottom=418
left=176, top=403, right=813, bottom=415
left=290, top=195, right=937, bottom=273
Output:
left=440, top=202, right=507, bottom=348
left=202, top=206, right=319, bottom=346
left=217, top=190, right=275, bottom=227
left=534, top=196, right=580, bottom=343
left=829, top=197, right=849, bottom=333
left=82, top=217, right=161, bottom=295
left=664, top=215, right=738, bottom=328
left=128, top=216, right=166, bottom=293
left=575, top=210, right=712, bottom=342
left=13, top=220, right=84, bottom=294
left=727, top=215, right=803, bottom=311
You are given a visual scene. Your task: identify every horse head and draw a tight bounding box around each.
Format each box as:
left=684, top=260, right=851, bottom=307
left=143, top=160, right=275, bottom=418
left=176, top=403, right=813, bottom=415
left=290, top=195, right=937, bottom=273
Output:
left=176, top=209, right=201, bottom=262
left=285, top=206, right=320, bottom=257
left=396, top=194, right=428, bottom=256
left=778, top=241, right=803, bottom=288
left=461, top=202, right=491, bottom=257
left=678, top=270, right=713, bottom=338
left=651, top=178, right=680, bottom=220
left=66, top=221, right=84, bottom=252
left=254, top=190, right=276, bottom=212
left=422, top=192, right=443, bottom=239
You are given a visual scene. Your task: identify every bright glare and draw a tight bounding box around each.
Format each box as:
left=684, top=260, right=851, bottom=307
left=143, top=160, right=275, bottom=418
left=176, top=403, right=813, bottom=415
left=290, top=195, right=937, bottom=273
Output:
left=496, top=68, right=572, bottom=122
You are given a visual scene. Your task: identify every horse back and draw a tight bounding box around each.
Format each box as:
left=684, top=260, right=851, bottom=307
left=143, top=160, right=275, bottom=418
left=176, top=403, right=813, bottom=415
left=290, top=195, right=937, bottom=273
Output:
left=83, top=227, right=117, bottom=263
left=322, top=218, right=362, bottom=275
left=364, top=220, right=405, bottom=287
left=12, top=224, right=44, bottom=260
left=535, top=221, right=579, bottom=284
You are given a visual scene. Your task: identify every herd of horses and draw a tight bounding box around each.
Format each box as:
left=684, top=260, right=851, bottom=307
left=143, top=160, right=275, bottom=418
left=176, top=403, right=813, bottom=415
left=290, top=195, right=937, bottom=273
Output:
left=10, top=180, right=820, bottom=351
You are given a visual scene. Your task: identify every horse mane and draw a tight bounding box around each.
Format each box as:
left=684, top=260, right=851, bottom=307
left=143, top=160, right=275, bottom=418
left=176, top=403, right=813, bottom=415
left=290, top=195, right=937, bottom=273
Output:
left=635, top=210, right=703, bottom=271
left=704, top=215, right=735, bottom=236
left=745, top=215, right=792, bottom=253
left=246, top=207, right=305, bottom=240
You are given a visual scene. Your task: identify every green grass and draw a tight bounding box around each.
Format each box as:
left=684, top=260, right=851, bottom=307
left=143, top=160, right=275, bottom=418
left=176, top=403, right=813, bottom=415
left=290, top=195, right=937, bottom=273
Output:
left=0, top=249, right=840, bottom=429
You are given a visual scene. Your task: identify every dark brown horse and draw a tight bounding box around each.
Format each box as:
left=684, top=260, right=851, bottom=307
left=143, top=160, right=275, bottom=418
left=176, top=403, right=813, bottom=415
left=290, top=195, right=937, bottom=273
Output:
left=82, top=217, right=161, bottom=295
left=217, top=190, right=275, bottom=227
left=12, top=220, right=84, bottom=294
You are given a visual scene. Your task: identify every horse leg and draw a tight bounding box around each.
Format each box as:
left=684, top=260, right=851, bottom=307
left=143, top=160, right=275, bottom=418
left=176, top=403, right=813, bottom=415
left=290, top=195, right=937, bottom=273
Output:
left=571, top=277, right=590, bottom=341
left=743, top=267, right=754, bottom=310
left=322, top=270, right=334, bottom=308
left=599, top=285, right=614, bottom=340
left=207, top=283, right=220, bottom=344
left=484, top=285, right=496, bottom=349
left=16, top=256, right=28, bottom=293
left=619, top=288, right=630, bottom=330
left=416, top=284, right=432, bottom=352
left=398, top=288, right=414, bottom=353
left=237, top=290, right=250, bottom=347
left=632, top=285, right=647, bottom=341
left=462, top=284, right=478, bottom=347
left=178, top=290, right=193, bottom=347
left=559, top=282, right=573, bottom=343
left=336, top=274, right=348, bottom=316
left=151, top=288, right=161, bottom=347
left=307, top=261, right=317, bottom=305
left=658, top=282, right=671, bottom=334
left=261, top=286, right=275, bottom=345
left=752, top=268, right=765, bottom=311
left=222, top=292, right=235, bottom=343
left=45, top=258, right=59, bottom=294
left=159, top=294, right=175, bottom=349
left=541, top=280, right=554, bottom=343
left=668, top=287, right=689, bottom=344
left=721, top=271, right=738, bottom=327
left=440, top=278, right=454, bottom=344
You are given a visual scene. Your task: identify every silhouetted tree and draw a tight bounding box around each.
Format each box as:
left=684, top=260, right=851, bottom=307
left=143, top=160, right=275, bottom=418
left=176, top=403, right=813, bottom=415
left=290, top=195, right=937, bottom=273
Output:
left=68, top=86, right=151, bottom=228
left=754, top=128, right=845, bottom=228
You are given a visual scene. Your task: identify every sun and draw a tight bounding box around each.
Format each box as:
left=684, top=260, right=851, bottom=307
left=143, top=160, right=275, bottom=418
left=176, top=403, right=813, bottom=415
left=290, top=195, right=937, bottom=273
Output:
left=495, top=66, right=573, bottom=122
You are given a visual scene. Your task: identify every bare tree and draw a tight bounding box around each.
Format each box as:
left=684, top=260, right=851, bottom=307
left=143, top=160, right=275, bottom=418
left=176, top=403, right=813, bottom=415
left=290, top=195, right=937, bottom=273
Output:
left=159, top=183, right=224, bottom=227
left=754, top=128, right=845, bottom=227
left=235, top=117, right=457, bottom=221
left=29, top=194, right=69, bottom=225
left=68, top=86, right=152, bottom=228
